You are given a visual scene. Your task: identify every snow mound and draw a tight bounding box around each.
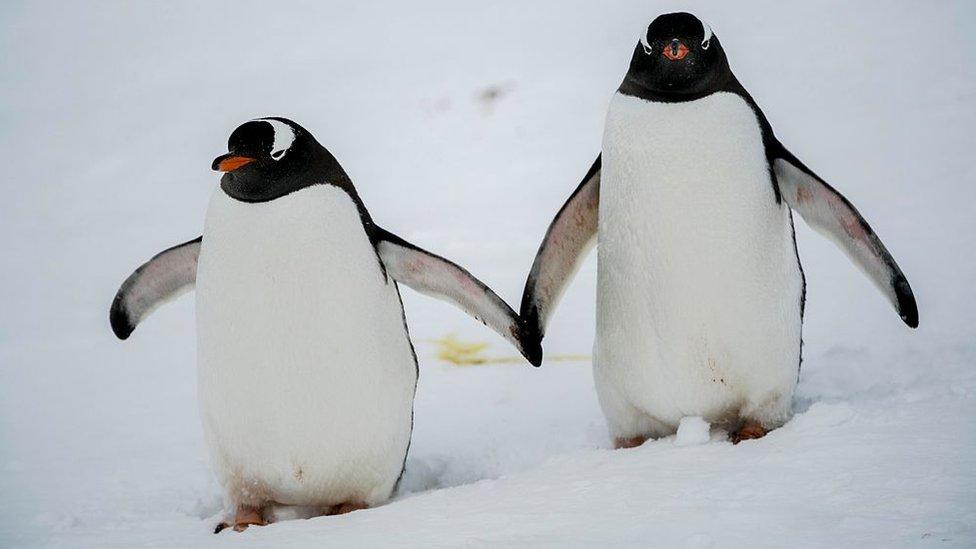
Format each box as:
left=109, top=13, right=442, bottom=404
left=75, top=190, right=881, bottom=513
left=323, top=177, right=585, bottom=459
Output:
left=674, top=416, right=711, bottom=447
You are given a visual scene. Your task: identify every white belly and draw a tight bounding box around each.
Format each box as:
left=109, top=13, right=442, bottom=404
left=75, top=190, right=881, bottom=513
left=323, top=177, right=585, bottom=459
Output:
left=195, top=185, right=417, bottom=507
left=595, top=92, right=803, bottom=436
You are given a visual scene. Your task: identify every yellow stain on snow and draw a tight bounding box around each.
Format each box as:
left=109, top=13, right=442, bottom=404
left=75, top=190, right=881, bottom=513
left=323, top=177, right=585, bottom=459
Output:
left=431, top=334, right=589, bottom=366
left=433, top=334, right=491, bottom=365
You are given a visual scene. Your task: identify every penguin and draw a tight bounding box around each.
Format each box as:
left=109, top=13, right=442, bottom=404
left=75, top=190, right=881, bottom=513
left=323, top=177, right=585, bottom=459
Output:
left=110, top=117, right=541, bottom=532
left=520, top=13, right=917, bottom=448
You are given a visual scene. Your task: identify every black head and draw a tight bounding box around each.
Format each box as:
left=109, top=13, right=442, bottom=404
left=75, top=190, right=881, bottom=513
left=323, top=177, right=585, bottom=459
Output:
left=212, top=117, right=339, bottom=202
left=620, top=12, right=732, bottom=102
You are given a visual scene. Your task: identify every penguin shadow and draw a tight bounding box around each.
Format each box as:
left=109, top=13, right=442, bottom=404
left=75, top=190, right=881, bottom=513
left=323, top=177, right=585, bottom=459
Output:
left=793, top=343, right=878, bottom=415
left=791, top=394, right=817, bottom=416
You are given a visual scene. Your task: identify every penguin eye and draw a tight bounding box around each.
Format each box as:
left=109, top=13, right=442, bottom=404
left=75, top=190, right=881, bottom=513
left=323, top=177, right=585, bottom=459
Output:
left=272, top=150, right=285, bottom=159
left=701, top=38, right=711, bottom=50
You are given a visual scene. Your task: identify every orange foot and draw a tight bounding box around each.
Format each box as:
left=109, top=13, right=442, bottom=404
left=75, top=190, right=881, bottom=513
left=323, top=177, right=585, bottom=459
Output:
left=214, top=505, right=268, bottom=533
left=329, top=502, right=368, bottom=516
left=614, top=436, right=648, bottom=449
left=729, top=420, right=767, bottom=444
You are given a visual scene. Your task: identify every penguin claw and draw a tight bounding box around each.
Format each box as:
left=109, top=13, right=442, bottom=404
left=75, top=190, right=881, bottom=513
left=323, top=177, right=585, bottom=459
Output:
left=213, top=522, right=231, bottom=534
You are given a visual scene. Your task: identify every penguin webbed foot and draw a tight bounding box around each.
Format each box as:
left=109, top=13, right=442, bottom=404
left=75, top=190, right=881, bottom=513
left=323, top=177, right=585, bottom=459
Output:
left=614, top=435, right=648, bottom=449
left=729, top=420, right=767, bottom=444
left=327, top=502, right=368, bottom=516
left=213, top=505, right=268, bottom=533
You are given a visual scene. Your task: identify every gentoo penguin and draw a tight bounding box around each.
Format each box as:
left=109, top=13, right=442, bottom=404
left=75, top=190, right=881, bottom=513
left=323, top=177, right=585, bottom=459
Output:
left=520, top=13, right=917, bottom=447
left=110, top=117, right=540, bottom=532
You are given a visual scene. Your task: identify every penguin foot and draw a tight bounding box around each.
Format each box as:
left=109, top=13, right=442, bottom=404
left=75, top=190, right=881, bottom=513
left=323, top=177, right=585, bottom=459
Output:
left=214, top=505, right=268, bottom=533
left=233, top=505, right=268, bottom=531
left=329, top=502, right=368, bottom=515
left=614, top=436, right=648, bottom=449
left=729, top=420, right=767, bottom=444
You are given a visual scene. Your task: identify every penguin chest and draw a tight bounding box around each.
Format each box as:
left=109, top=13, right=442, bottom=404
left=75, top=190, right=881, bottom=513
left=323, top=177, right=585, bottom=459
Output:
left=195, top=185, right=416, bottom=506
left=595, top=92, right=802, bottom=425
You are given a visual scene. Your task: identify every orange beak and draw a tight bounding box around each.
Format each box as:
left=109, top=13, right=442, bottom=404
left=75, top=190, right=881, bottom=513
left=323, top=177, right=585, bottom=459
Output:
left=212, top=154, right=255, bottom=172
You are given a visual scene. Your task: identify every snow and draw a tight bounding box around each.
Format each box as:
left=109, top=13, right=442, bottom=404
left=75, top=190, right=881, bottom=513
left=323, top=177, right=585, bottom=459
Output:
left=1, top=1, right=974, bottom=547
left=674, top=417, right=711, bottom=447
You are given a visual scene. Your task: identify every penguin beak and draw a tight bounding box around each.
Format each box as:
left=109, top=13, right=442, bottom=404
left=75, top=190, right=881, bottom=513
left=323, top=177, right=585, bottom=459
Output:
left=663, top=39, right=689, bottom=61
left=212, top=154, right=255, bottom=172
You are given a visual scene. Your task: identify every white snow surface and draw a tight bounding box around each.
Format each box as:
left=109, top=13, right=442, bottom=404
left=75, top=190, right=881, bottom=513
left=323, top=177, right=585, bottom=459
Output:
left=1, top=1, right=974, bottom=547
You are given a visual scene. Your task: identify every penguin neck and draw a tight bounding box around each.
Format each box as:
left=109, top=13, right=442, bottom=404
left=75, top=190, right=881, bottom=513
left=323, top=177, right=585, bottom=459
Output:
left=219, top=149, right=375, bottom=231
left=220, top=147, right=364, bottom=211
left=617, top=62, right=740, bottom=104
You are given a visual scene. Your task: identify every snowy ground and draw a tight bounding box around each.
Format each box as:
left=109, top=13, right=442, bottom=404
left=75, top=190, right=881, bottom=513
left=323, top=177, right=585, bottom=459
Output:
left=2, top=1, right=975, bottom=547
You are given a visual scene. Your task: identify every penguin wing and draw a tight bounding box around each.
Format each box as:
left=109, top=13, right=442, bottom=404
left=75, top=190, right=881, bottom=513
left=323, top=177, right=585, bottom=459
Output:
left=519, top=155, right=601, bottom=350
left=373, top=228, right=542, bottom=366
left=773, top=145, right=918, bottom=327
left=110, top=236, right=201, bottom=340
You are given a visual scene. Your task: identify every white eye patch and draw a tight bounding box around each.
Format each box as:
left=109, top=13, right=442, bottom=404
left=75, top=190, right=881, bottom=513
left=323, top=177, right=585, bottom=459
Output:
left=255, top=118, right=295, bottom=160
left=640, top=17, right=714, bottom=54
left=700, top=20, right=713, bottom=49
left=640, top=28, right=653, bottom=55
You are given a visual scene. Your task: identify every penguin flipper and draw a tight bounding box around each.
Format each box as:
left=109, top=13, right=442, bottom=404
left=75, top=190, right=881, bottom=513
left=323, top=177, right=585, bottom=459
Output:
left=519, top=155, right=601, bottom=352
left=110, top=236, right=202, bottom=339
left=373, top=228, right=541, bottom=366
left=772, top=145, right=918, bottom=328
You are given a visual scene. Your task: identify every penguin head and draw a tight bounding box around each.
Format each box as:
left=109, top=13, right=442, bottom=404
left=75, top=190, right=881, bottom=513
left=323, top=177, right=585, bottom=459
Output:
left=625, top=13, right=729, bottom=98
left=212, top=117, right=327, bottom=202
